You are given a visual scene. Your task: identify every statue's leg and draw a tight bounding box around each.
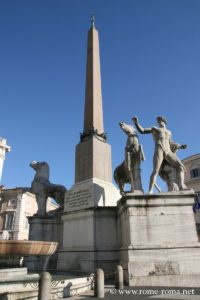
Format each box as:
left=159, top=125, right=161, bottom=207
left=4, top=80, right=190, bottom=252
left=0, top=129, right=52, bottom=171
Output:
left=179, top=170, right=187, bottom=190
left=132, top=161, right=143, bottom=191
left=129, top=170, right=135, bottom=192
left=36, top=193, right=47, bottom=217
left=149, top=147, right=163, bottom=194
left=165, top=154, right=187, bottom=190
left=125, top=151, right=134, bottom=192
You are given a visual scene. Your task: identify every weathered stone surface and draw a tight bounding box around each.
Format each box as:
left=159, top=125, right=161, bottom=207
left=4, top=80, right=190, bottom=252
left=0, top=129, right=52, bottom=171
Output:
left=28, top=213, right=63, bottom=271
left=58, top=207, right=119, bottom=273
left=65, top=178, right=120, bottom=212
left=0, top=273, right=93, bottom=299
left=0, top=240, right=58, bottom=256
left=0, top=268, right=27, bottom=279
left=154, top=262, right=180, bottom=275
left=118, top=192, right=200, bottom=286
left=75, top=136, right=113, bottom=183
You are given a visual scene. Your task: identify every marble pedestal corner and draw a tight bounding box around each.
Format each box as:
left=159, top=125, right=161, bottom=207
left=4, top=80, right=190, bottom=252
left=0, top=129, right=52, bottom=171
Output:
left=57, top=207, right=120, bottom=274
left=118, top=191, right=200, bottom=287
left=27, top=211, right=63, bottom=271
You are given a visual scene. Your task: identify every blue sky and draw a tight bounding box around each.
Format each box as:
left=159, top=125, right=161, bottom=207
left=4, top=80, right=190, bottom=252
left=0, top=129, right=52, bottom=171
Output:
left=0, top=0, right=200, bottom=192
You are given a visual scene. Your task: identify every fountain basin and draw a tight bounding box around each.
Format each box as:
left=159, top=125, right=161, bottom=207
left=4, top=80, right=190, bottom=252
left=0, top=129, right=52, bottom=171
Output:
left=0, top=240, right=58, bottom=256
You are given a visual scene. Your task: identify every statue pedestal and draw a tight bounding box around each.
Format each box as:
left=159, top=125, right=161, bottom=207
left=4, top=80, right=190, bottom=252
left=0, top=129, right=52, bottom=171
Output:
left=28, top=211, right=63, bottom=271
left=57, top=178, right=120, bottom=273
left=57, top=206, right=119, bottom=273
left=118, top=191, right=200, bottom=286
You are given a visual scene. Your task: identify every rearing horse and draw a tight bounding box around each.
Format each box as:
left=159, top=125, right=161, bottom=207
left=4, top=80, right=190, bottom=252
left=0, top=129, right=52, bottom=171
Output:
left=30, top=161, right=67, bottom=217
left=114, top=122, right=145, bottom=194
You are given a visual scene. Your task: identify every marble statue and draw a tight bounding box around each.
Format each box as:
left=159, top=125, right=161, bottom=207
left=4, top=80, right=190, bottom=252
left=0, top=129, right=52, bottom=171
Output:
left=133, top=116, right=187, bottom=194
left=30, top=161, right=67, bottom=217
left=114, top=122, right=145, bottom=194
left=159, top=143, right=187, bottom=191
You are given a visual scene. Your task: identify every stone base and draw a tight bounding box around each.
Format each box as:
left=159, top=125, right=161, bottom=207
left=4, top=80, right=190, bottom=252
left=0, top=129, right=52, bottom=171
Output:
left=28, top=211, right=63, bottom=271
left=0, top=267, right=27, bottom=279
left=0, top=272, right=93, bottom=300
left=121, top=243, right=200, bottom=286
left=57, top=207, right=119, bottom=274
left=0, top=256, right=24, bottom=269
left=65, top=178, right=120, bottom=212
left=118, top=191, right=200, bottom=286
left=58, top=177, right=120, bottom=273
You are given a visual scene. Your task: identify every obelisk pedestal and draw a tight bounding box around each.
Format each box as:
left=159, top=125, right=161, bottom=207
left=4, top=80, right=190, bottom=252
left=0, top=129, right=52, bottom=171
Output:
left=118, top=191, right=200, bottom=287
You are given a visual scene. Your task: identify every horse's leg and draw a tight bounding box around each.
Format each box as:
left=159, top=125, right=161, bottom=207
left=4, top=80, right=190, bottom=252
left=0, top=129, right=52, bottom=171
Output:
left=129, top=170, right=135, bottom=192
left=36, top=193, right=47, bottom=217
left=132, top=155, right=143, bottom=191
left=47, top=184, right=65, bottom=207
left=118, top=179, right=124, bottom=195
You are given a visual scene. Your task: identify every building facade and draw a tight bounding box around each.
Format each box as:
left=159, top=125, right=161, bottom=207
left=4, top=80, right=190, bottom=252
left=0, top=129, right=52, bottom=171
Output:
left=183, top=153, right=200, bottom=239
left=183, top=153, right=200, bottom=193
left=0, top=188, right=57, bottom=240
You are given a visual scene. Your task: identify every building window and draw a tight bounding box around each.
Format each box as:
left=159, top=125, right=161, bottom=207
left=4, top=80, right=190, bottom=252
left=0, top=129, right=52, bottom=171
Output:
left=190, top=168, right=200, bottom=179
left=4, top=213, right=14, bottom=230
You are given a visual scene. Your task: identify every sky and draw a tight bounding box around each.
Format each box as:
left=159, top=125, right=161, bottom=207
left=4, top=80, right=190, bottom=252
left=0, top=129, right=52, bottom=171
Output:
left=0, top=0, right=200, bottom=193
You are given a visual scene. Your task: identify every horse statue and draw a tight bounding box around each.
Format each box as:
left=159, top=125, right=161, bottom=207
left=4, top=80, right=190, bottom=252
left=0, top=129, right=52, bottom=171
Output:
left=114, top=122, right=145, bottom=194
left=30, top=161, right=67, bottom=217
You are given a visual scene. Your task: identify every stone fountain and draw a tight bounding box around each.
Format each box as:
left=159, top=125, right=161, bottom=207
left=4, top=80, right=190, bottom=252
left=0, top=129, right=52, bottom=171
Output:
left=0, top=240, right=58, bottom=299
left=0, top=161, right=94, bottom=299
left=0, top=240, right=58, bottom=267
left=0, top=239, right=94, bottom=299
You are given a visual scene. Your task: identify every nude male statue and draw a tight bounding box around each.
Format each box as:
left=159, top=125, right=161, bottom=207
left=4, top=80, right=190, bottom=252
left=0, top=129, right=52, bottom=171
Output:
left=132, top=116, right=187, bottom=194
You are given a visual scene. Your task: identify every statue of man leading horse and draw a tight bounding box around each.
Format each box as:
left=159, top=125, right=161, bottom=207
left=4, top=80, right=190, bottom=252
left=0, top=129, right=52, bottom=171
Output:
left=114, top=117, right=188, bottom=195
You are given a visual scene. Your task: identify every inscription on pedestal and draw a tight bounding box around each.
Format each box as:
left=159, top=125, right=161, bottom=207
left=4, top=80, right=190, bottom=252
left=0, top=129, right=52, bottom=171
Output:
left=65, top=186, right=93, bottom=211
left=154, top=262, right=180, bottom=275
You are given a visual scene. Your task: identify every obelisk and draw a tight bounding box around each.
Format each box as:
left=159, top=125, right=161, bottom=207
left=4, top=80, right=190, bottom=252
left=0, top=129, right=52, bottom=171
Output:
left=58, top=19, right=120, bottom=273
left=83, top=15, right=104, bottom=139
left=65, top=17, right=120, bottom=211
left=75, top=17, right=112, bottom=184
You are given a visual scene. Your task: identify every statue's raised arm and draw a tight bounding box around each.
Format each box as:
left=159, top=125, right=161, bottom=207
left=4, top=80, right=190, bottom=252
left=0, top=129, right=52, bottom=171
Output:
left=132, top=116, right=153, bottom=134
left=169, top=138, right=187, bottom=153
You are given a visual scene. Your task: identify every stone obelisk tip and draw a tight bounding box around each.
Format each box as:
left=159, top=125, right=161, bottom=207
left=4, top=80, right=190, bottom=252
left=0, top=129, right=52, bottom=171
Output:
left=90, top=14, right=95, bottom=28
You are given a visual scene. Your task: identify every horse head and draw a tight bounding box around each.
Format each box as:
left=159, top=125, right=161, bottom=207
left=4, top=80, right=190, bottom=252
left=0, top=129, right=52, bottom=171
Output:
left=119, top=122, right=137, bottom=136
left=30, top=161, right=50, bottom=181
